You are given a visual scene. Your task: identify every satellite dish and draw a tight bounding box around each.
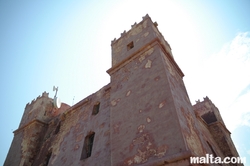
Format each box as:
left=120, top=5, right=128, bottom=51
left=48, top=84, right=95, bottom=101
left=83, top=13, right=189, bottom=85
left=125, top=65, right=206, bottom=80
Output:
left=54, top=97, right=61, bottom=109
left=53, top=86, right=61, bottom=109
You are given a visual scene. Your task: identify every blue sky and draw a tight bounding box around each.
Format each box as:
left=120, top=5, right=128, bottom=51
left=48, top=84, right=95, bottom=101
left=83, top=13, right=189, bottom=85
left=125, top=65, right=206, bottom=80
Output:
left=0, top=0, right=249, bottom=165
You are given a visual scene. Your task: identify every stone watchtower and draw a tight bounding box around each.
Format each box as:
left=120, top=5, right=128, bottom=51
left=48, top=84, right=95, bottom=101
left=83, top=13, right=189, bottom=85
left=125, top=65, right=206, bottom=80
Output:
left=4, top=92, right=54, bottom=165
left=5, top=14, right=242, bottom=166
left=107, top=14, right=205, bottom=165
left=4, top=92, right=70, bottom=166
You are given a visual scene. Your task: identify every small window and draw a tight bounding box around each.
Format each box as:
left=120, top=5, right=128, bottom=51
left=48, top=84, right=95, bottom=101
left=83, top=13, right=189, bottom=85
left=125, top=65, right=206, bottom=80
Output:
left=92, top=102, right=100, bottom=115
left=127, top=41, right=134, bottom=51
left=81, top=132, right=95, bottom=160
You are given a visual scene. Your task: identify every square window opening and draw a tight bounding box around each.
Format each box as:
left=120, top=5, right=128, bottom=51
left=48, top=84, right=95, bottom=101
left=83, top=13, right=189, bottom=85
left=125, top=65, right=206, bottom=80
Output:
left=80, top=132, right=95, bottom=160
left=127, top=41, right=134, bottom=51
left=92, top=102, right=100, bottom=115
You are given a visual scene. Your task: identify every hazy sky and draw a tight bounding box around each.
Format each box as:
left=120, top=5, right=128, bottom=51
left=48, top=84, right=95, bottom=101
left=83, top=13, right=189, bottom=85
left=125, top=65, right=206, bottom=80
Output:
left=0, top=0, right=249, bottom=165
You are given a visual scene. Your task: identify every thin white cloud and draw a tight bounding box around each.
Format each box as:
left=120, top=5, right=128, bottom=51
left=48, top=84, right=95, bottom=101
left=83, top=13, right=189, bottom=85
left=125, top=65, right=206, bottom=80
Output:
left=241, top=111, right=250, bottom=127
left=185, top=32, right=250, bottom=131
left=247, top=150, right=250, bottom=156
left=203, top=32, right=250, bottom=130
left=238, top=84, right=250, bottom=98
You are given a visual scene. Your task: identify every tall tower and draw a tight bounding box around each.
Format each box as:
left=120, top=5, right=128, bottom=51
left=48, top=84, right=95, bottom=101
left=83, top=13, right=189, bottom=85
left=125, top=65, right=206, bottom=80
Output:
left=5, top=14, right=242, bottom=166
left=4, top=92, right=70, bottom=166
left=4, top=92, right=53, bottom=166
left=107, top=14, right=205, bottom=165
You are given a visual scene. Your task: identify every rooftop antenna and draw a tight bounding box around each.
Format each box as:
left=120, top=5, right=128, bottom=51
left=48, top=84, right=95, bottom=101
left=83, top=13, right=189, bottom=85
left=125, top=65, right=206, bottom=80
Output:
left=53, top=86, right=61, bottom=109
left=72, top=96, right=75, bottom=106
left=53, top=86, right=58, bottom=97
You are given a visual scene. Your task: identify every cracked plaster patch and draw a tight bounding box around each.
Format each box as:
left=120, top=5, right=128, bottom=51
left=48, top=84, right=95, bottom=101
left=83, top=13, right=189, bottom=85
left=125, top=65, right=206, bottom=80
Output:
left=159, top=101, right=166, bottom=108
left=145, top=60, right=152, bottom=68
left=146, top=117, right=151, bottom=123
left=143, top=32, right=149, bottom=37
left=130, top=25, right=143, bottom=36
left=111, top=98, right=120, bottom=106
left=126, top=90, right=131, bottom=97
left=138, top=124, right=145, bottom=133
left=139, top=47, right=154, bottom=63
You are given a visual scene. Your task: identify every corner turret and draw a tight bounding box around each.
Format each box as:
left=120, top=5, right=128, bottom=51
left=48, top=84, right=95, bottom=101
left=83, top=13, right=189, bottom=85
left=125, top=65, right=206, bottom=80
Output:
left=193, top=97, right=241, bottom=160
left=5, top=92, right=70, bottom=166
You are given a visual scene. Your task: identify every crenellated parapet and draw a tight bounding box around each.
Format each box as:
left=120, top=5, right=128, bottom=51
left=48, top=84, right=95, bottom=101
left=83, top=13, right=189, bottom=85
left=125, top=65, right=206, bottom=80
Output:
left=25, top=91, right=49, bottom=109
left=193, top=96, right=226, bottom=127
left=111, top=14, right=156, bottom=46
left=110, top=15, right=154, bottom=45
left=131, top=22, right=137, bottom=28
left=120, top=30, right=126, bottom=37
left=195, top=96, right=209, bottom=104
left=20, top=91, right=70, bottom=131
left=19, top=91, right=54, bottom=129
left=5, top=14, right=242, bottom=166
left=193, top=97, right=240, bottom=159
left=111, top=38, right=117, bottom=45
left=193, top=96, right=219, bottom=114
left=108, top=14, right=176, bottom=75
left=194, top=96, right=211, bottom=106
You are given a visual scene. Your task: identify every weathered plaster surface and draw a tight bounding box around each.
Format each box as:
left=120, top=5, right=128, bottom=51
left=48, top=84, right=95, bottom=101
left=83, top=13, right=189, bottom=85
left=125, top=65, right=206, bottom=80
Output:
left=4, top=14, right=241, bottom=166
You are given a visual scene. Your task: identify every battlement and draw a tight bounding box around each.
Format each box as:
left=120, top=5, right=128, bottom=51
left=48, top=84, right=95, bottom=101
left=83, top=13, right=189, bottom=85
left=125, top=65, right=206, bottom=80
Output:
left=111, top=14, right=153, bottom=45
left=19, top=92, right=54, bottom=129
left=25, top=91, right=50, bottom=109
left=110, top=14, right=173, bottom=68
left=193, top=96, right=216, bottom=111
left=193, top=96, right=226, bottom=126
left=5, top=15, right=242, bottom=166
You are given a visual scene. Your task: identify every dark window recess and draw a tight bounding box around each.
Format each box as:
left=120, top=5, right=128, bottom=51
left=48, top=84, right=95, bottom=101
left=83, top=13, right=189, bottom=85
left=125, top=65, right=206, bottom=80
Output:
left=81, top=132, right=95, bottom=160
left=43, top=151, right=52, bottom=166
left=201, top=112, right=217, bottom=124
left=92, top=102, right=100, bottom=115
left=54, top=122, right=61, bottom=134
left=127, top=41, right=134, bottom=51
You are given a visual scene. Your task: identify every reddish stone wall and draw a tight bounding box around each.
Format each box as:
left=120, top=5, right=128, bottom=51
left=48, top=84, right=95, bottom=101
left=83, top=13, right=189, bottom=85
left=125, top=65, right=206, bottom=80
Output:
left=33, top=85, right=111, bottom=165
left=5, top=92, right=56, bottom=166
left=109, top=43, right=188, bottom=165
left=162, top=50, right=205, bottom=157
left=4, top=15, right=242, bottom=166
left=108, top=15, right=197, bottom=165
